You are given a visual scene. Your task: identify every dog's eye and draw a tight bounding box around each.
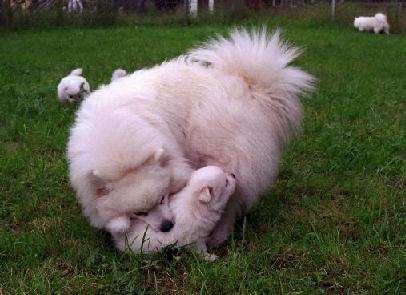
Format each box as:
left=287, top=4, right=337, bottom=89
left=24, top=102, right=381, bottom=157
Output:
left=225, top=179, right=229, bottom=187
left=69, top=94, right=73, bottom=99
left=134, top=212, right=148, bottom=217
left=160, top=195, right=165, bottom=204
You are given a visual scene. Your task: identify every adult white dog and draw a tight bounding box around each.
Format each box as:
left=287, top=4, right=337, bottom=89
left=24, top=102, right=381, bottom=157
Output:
left=68, top=28, right=314, bottom=247
left=354, top=13, right=390, bottom=34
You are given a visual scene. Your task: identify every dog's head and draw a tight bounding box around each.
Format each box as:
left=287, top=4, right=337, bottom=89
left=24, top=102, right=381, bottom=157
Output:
left=84, top=148, right=186, bottom=235
left=69, top=104, right=192, bottom=235
left=187, top=166, right=236, bottom=212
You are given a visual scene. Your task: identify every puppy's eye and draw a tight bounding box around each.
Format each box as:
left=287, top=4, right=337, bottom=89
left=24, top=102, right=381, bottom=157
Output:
left=134, top=212, right=148, bottom=217
left=160, top=195, right=166, bottom=204
left=208, top=187, right=213, bottom=195
left=69, top=94, right=73, bottom=99
left=225, top=179, right=229, bottom=186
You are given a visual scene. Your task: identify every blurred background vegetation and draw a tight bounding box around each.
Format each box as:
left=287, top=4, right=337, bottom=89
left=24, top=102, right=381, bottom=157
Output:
left=1, top=0, right=405, bottom=34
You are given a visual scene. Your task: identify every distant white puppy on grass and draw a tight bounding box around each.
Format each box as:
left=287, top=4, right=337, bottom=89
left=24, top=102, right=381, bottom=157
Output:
left=57, top=68, right=90, bottom=104
left=354, top=13, right=390, bottom=34
left=113, top=166, right=236, bottom=261
left=58, top=68, right=128, bottom=104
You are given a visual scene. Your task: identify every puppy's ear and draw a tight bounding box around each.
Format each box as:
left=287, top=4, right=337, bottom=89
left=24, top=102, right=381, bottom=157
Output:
left=70, top=68, right=82, bottom=76
left=152, top=148, right=170, bottom=167
left=198, top=187, right=213, bottom=204
left=89, top=170, right=109, bottom=197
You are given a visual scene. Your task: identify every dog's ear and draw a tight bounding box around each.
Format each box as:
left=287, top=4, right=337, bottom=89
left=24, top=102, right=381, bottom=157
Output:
left=89, top=170, right=109, bottom=197
left=152, top=148, right=170, bottom=167
left=198, top=186, right=213, bottom=204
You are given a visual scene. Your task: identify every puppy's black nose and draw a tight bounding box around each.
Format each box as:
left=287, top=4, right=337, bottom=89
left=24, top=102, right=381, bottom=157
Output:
left=231, top=173, right=236, bottom=178
left=160, top=220, right=174, bottom=232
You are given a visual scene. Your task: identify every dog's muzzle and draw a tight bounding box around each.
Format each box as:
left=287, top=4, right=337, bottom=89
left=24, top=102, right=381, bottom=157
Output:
left=160, top=219, right=174, bottom=232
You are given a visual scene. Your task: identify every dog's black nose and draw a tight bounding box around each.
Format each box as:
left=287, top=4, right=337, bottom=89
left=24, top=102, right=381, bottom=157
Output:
left=231, top=173, right=236, bottom=178
left=160, top=220, right=174, bottom=232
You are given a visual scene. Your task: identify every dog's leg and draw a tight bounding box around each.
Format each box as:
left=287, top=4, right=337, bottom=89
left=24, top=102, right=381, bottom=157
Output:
left=169, top=160, right=193, bottom=193
left=194, top=241, right=217, bottom=261
left=106, top=215, right=131, bottom=234
left=206, top=194, right=244, bottom=248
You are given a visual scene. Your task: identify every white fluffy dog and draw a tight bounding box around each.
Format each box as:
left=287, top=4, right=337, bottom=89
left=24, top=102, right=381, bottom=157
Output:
left=57, top=68, right=90, bottom=104
left=113, top=166, right=236, bottom=260
left=354, top=13, right=390, bottom=34
left=68, top=28, right=314, bottom=247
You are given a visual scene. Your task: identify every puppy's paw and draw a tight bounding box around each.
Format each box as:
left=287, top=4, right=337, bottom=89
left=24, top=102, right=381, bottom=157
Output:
left=106, top=216, right=130, bottom=234
left=204, top=253, right=217, bottom=262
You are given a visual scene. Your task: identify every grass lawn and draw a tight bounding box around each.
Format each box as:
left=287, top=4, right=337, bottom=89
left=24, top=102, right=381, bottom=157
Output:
left=0, top=18, right=405, bottom=294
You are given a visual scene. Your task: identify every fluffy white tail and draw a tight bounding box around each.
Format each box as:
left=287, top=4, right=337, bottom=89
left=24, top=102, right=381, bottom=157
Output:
left=187, top=28, right=314, bottom=100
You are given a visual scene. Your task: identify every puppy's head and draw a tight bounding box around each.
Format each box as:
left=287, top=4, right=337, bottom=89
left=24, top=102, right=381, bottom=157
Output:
left=57, top=76, right=90, bottom=103
left=130, top=194, right=175, bottom=233
left=188, top=166, right=236, bottom=212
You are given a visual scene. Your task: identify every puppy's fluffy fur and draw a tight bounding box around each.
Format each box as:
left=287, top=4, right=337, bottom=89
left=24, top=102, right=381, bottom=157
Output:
left=57, top=68, right=90, bottom=103
left=354, top=13, right=390, bottom=34
left=68, top=28, right=314, bottom=246
left=114, top=166, right=236, bottom=260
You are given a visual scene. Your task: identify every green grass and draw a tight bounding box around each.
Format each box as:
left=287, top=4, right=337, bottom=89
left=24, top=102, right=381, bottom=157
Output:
left=1, top=18, right=405, bottom=294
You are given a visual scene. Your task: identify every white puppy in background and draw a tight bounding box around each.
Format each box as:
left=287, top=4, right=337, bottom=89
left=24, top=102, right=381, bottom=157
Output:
left=110, top=69, right=127, bottom=82
left=113, top=166, right=236, bottom=260
left=354, top=13, right=390, bottom=34
left=57, top=68, right=90, bottom=104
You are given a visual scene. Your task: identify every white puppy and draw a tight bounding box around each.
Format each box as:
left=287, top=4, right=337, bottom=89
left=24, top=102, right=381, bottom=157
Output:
left=354, top=13, right=390, bottom=34
left=113, top=166, right=236, bottom=260
left=68, top=28, right=314, bottom=246
left=110, top=69, right=127, bottom=82
left=57, top=68, right=90, bottom=104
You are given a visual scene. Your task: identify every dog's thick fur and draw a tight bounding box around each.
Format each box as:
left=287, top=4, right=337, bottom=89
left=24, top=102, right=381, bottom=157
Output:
left=68, top=28, right=314, bottom=247
left=113, top=166, right=236, bottom=260
left=354, top=13, right=390, bottom=34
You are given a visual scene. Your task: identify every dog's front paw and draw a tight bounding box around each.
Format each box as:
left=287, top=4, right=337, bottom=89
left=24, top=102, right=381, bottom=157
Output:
left=106, top=216, right=131, bottom=234
left=207, top=226, right=231, bottom=248
left=204, top=253, right=217, bottom=262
